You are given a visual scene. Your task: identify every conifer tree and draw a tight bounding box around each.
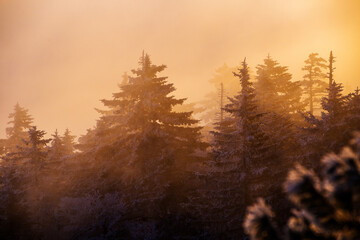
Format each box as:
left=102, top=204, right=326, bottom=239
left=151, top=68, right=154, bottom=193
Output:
left=100, top=52, right=206, bottom=160
left=221, top=58, right=267, bottom=168
left=255, top=55, right=303, bottom=166
left=199, top=64, right=238, bottom=127
left=1, top=126, right=51, bottom=238
left=244, top=134, right=360, bottom=240
left=48, top=129, right=64, bottom=160
left=62, top=128, right=76, bottom=155
left=328, top=51, right=335, bottom=88
left=5, top=103, right=33, bottom=153
left=302, top=81, right=349, bottom=171
left=301, top=53, right=327, bottom=114
left=10, top=126, right=51, bottom=165
left=255, top=55, right=304, bottom=117
left=83, top=52, right=206, bottom=238
left=192, top=59, right=272, bottom=238
left=346, top=87, right=360, bottom=132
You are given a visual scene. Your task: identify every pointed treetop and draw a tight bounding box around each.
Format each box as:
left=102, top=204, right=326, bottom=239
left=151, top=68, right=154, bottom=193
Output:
left=328, top=51, right=336, bottom=86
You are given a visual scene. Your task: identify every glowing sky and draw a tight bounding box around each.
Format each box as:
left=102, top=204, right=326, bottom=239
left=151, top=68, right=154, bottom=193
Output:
left=1, top=0, right=359, bottom=138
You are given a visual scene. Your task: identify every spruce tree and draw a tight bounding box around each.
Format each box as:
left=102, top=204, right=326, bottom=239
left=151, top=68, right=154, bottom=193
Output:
left=199, top=64, right=238, bottom=127
left=77, top=72, right=132, bottom=152
left=62, top=128, right=76, bottom=155
left=328, top=51, right=335, bottom=88
left=81, top=52, right=207, bottom=238
left=11, top=126, right=51, bottom=165
left=48, top=129, right=64, bottom=160
left=302, top=81, right=348, bottom=171
left=255, top=55, right=302, bottom=165
left=1, top=126, right=51, bottom=238
left=5, top=103, right=33, bottom=153
left=346, top=87, right=360, bottom=132
left=192, top=59, right=271, bottom=238
left=255, top=55, right=304, bottom=117
left=301, top=53, right=327, bottom=115
left=300, top=53, right=358, bottom=170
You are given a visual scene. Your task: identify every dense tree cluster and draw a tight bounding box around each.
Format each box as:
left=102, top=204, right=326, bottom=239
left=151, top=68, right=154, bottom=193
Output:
left=0, top=51, right=359, bottom=239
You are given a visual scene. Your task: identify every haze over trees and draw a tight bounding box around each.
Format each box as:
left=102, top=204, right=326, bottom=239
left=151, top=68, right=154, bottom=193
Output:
left=1, top=51, right=360, bottom=239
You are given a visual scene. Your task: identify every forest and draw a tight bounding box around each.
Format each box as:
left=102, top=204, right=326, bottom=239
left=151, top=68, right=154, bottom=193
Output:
left=1, top=50, right=360, bottom=240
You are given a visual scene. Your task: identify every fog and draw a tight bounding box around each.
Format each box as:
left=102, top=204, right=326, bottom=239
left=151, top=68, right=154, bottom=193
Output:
left=1, top=0, right=359, bottom=138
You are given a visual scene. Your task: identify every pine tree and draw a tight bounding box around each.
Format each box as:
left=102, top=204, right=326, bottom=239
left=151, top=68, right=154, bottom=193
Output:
left=221, top=58, right=267, bottom=169
left=1, top=126, right=51, bottom=238
left=255, top=55, right=304, bottom=117
left=346, top=87, right=360, bottom=132
left=301, top=53, right=327, bottom=115
left=5, top=103, right=33, bottom=153
left=301, top=81, right=349, bottom=171
left=199, top=64, right=238, bottom=127
left=328, top=51, right=335, bottom=88
left=62, top=128, right=76, bottom=155
left=79, top=52, right=206, bottom=238
left=255, top=55, right=303, bottom=168
left=48, top=129, right=64, bottom=160
left=10, top=126, right=51, bottom=165
left=191, top=59, right=272, bottom=238
left=299, top=53, right=360, bottom=171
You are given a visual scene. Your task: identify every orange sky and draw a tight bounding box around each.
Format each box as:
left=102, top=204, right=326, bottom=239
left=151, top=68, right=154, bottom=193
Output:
left=1, top=0, right=360, bottom=139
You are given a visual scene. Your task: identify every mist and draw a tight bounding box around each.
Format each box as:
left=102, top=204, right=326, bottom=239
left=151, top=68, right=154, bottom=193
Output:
left=1, top=0, right=360, bottom=138
left=2, top=1, right=360, bottom=239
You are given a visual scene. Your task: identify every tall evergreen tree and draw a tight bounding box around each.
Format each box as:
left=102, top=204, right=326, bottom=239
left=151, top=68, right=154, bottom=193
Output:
left=302, top=81, right=348, bottom=170
left=197, top=64, right=238, bottom=132
left=80, top=52, right=207, bottom=238
left=62, top=128, right=76, bottom=155
left=328, top=51, right=335, bottom=88
left=255, top=55, right=304, bottom=117
left=301, top=53, right=327, bottom=114
left=346, top=87, right=360, bottom=132
left=191, top=59, right=272, bottom=238
left=255, top=55, right=303, bottom=164
left=1, top=126, right=51, bottom=238
left=10, top=126, right=51, bottom=165
left=5, top=103, right=33, bottom=153
left=48, top=129, right=64, bottom=160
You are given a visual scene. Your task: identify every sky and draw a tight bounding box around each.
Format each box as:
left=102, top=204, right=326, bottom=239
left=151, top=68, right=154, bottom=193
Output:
left=1, top=0, right=360, bottom=139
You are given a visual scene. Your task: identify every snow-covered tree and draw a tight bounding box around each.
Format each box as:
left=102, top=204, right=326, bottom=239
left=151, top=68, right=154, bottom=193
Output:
left=299, top=53, right=357, bottom=169
left=255, top=55, right=302, bottom=167
left=0, top=126, right=51, bottom=238
left=301, top=81, right=349, bottom=172
left=77, top=72, right=130, bottom=152
left=6, top=126, right=51, bottom=166
left=256, top=55, right=304, bottom=118
left=188, top=59, right=273, bottom=238
left=5, top=103, right=33, bottom=153
left=244, top=134, right=360, bottom=240
left=74, top=52, right=207, bottom=238
left=301, top=53, right=327, bottom=114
